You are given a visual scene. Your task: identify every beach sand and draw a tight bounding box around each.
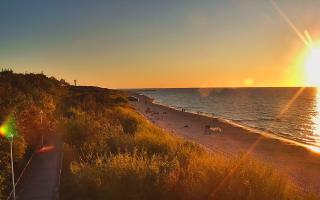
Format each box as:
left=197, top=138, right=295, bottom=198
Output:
left=131, top=94, right=320, bottom=195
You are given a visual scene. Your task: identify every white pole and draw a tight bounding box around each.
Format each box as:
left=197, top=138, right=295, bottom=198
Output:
left=40, top=110, right=44, bottom=147
left=10, top=137, right=16, bottom=200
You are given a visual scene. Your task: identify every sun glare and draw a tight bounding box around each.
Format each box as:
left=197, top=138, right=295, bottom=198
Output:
left=307, top=145, right=320, bottom=154
left=305, top=42, right=320, bottom=87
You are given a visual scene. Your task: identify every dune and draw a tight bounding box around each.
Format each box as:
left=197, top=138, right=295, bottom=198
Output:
left=131, top=94, right=320, bottom=195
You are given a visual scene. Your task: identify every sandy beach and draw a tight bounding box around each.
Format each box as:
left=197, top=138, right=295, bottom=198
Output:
left=131, top=94, right=320, bottom=195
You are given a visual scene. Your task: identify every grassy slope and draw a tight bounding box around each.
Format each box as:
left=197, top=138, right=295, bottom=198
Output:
left=60, top=86, right=317, bottom=200
left=0, top=71, right=317, bottom=200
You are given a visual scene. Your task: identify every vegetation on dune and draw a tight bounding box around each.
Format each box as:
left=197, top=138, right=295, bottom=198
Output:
left=59, top=85, right=317, bottom=200
left=0, top=70, right=318, bottom=199
left=62, top=115, right=314, bottom=199
left=0, top=69, right=66, bottom=197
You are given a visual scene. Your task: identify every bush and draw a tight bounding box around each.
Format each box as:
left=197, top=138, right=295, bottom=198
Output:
left=117, top=109, right=139, bottom=135
left=65, top=119, right=90, bottom=147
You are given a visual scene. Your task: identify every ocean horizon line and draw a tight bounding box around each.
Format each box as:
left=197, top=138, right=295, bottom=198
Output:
left=122, top=86, right=318, bottom=90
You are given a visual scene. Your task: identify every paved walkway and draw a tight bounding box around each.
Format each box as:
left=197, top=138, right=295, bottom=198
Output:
left=16, top=137, right=62, bottom=200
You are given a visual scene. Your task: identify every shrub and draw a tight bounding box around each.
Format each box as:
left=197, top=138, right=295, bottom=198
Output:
left=65, top=119, right=90, bottom=147
left=117, top=109, right=139, bottom=135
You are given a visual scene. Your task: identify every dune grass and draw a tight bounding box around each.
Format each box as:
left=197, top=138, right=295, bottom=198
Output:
left=61, top=100, right=317, bottom=200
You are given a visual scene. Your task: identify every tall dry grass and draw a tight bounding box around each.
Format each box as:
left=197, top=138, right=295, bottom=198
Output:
left=61, top=104, right=317, bottom=200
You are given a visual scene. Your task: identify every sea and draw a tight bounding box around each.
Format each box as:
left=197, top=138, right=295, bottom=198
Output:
left=136, top=87, right=320, bottom=149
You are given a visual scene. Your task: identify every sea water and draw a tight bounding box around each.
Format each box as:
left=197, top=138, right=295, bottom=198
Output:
left=137, top=87, right=320, bottom=149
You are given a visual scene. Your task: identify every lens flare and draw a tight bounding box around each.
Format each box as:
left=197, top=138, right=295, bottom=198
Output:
left=0, top=115, right=18, bottom=141
left=0, top=125, right=6, bottom=137
left=305, top=42, right=320, bottom=87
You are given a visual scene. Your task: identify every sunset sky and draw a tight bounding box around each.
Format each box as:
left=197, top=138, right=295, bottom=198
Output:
left=1, top=0, right=320, bottom=88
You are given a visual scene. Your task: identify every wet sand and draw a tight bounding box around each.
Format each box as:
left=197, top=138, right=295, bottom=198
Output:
left=131, top=94, right=320, bottom=195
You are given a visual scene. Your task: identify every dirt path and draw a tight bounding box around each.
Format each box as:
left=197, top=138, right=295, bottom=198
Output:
left=16, top=136, right=62, bottom=200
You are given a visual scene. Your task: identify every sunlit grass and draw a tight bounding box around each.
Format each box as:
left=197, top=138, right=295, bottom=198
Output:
left=61, top=104, right=318, bottom=200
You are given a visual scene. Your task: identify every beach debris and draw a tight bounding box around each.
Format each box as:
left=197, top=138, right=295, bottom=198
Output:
left=182, top=108, right=186, bottom=112
left=184, top=125, right=189, bottom=128
left=127, top=96, right=139, bottom=102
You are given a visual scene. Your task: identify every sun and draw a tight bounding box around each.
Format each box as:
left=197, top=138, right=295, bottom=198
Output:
left=305, top=42, right=320, bottom=87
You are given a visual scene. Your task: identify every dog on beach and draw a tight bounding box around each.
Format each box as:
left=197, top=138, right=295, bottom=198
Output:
left=210, top=127, right=222, bottom=133
left=204, top=125, right=222, bottom=134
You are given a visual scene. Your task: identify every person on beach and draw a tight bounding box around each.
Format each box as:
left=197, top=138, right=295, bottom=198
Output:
left=204, top=125, right=211, bottom=134
left=146, top=107, right=151, bottom=114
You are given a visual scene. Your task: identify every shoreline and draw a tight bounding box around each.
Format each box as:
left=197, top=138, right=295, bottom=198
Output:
left=146, top=95, right=320, bottom=153
left=153, top=99, right=320, bottom=153
left=131, top=93, right=320, bottom=195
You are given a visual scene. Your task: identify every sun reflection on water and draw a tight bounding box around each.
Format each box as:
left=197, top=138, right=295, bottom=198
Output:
left=312, top=87, right=320, bottom=149
left=307, top=146, right=320, bottom=154
left=307, top=87, right=320, bottom=154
